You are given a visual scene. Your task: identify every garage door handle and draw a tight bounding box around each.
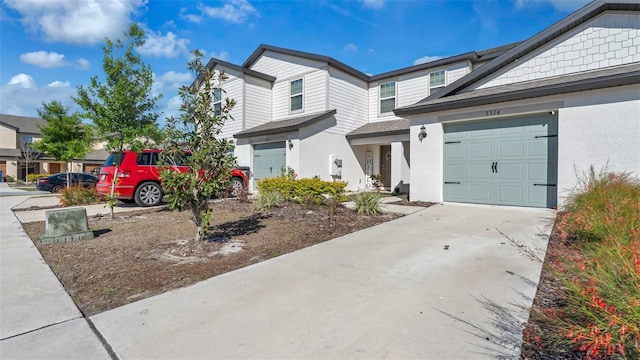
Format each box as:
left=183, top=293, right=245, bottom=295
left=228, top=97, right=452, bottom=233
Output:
left=445, top=181, right=461, bottom=184
left=491, top=162, right=496, bottom=173
left=534, top=183, right=557, bottom=186
left=495, top=162, right=498, bottom=173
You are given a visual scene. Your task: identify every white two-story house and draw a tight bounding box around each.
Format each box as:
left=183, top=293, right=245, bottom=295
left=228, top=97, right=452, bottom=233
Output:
left=207, top=42, right=516, bottom=194
left=204, top=0, right=639, bottom=209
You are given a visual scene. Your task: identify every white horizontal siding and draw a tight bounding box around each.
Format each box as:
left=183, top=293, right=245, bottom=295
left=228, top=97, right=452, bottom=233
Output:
left=250, top=50, right=325, bottom=79
left=272, top=70, right=327, bottom=120
left=328, top=68, right=368, bottom=134
left=304, top=70, right=326, bottom=114
left=245, top=76, right=272, bottom=129
left=369, top=61, right=470, bottom=121
left=476, top=11, right=640, bottom=89
left=219, top=77, right=243, bottom=140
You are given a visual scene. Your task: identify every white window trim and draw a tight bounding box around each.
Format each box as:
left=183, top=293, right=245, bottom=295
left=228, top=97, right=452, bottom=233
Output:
left=213, top=88, right=222, bottom=116
left=290, top=78, right=304, bottom=114
left=379, top=81, right=396, bottom=116
left=429, top=70, right=447, bottom=96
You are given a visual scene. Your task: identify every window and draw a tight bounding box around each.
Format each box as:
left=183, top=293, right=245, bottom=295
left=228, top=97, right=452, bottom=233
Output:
left=21, top=135, right=33, bottom=144
left=213, top=88, right=222, bottom=116
left=379, top=82, right=396, bottom=114
left=429, top=70, right=446, bottom=95
left=290, top=78, right=303, bottom=112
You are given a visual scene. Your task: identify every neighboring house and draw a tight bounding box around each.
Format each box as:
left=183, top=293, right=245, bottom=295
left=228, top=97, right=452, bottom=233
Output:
left=0, top=114, right=107, bottom=181
left=205, top=0, right=638, bottom=209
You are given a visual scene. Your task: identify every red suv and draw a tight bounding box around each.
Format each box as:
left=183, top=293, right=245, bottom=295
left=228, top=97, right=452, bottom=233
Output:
left=96, top=150, right=249, bottom=207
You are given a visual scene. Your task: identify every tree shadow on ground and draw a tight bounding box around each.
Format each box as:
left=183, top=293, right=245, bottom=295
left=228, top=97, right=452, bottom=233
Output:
left=435, top=292, right=533, bottom=360
left=207, top=213, right=270, bottom=242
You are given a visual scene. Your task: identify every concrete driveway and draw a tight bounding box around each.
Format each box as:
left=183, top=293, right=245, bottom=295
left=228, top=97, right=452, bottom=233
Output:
left=91, top=203, right=554, bottom=359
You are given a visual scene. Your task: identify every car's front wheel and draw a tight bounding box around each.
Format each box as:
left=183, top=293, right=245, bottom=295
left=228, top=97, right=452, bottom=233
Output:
left=134, top=182, right=163, bottom=207
left=230, top=177, right=245, bottom=196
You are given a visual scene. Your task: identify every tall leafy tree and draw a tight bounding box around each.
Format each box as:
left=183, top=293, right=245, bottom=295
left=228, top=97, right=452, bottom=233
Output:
left=32, top=101, right=94, bottom=188
left=74, top=23, right=161, bottom=217
left=160, top=50, right=236, bottom=242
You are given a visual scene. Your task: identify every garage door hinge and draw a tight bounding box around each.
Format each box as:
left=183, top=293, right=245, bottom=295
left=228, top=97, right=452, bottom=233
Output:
left=534, top=183, right=557, bottom=186
left=445, top=181, right=461, bottom=184
left=534, top=135, right=558, bottom=138
left=445, top=141, right=461, bottom=144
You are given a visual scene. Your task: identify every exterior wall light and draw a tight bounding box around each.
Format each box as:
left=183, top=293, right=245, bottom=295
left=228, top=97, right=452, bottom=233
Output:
left=418, top=125, right=427, bottom=142
left=288, top=139, right=294, bottom=150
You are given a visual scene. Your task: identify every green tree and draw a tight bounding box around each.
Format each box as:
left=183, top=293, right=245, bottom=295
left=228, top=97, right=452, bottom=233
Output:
left=32, top=101, right=94, bottom=189
left=74, top=23, right=161, bottom=217
left=160, top=50, right=236, bottom=242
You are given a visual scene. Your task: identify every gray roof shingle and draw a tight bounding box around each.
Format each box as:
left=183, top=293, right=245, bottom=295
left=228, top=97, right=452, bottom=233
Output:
left=234, top=110, right=337, bottom=138
left=346, top=119, right=409, bottom=140
left=0, top=114, right=46, bottom=134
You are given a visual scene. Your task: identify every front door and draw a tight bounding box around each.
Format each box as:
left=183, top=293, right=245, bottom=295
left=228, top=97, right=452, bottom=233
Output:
left=380, top=145, right=391, bottom=188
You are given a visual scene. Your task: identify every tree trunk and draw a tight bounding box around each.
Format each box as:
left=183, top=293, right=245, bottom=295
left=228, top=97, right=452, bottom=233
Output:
left=66, top=166, right=71, bottom=190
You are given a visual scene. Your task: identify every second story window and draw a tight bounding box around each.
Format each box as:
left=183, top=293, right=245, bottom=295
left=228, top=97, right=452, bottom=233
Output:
left=213, top=88, right=222, bottom=116
left=290, top=78, right=303, bottom=112
left=429, top=70, right=446, bottom=95
left=21, top=135, right=33, bottom=144
left=379, top=82, right=396, bottom=114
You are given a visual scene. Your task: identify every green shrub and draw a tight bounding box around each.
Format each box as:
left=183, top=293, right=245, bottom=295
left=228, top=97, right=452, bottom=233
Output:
left=5, top=175, right=16, bottom=182
left=60, top=185, right=102, bottom=207
left=536, top=168, right=640, bottom=358
left=353, top=191, right=382, bottom=216
left=27, top=173, right=50, bottom=183
left=257, top=176, right=347, bottom=205
left=255, top=189, right=283, bottom=211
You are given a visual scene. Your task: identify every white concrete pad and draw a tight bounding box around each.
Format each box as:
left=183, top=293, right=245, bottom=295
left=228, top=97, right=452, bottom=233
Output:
left=0, top=319, right=111, bottom=360
left=0, top=195, right=82, bottom=340
left=92, top=204, right=555, bottom=359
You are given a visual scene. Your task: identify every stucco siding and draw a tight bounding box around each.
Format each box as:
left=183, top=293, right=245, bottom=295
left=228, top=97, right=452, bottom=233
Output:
left=328, top=68, right=368, bottom=134
left=475, top=11, right=640, bottom=89
left=557, top=86, right=640, bottom=205
left=250, top=51, right=325, bottom=79
left=407, top=85, right=640, bottom=207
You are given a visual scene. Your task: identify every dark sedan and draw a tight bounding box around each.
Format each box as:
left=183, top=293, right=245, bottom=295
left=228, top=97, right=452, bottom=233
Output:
left=36, top=172, right=99, bottom=193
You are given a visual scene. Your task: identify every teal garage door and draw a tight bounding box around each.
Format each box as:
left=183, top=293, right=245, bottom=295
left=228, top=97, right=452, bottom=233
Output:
left=253, top=142, right=286, bottom=186
left=443, top=114, right=557, bottom=208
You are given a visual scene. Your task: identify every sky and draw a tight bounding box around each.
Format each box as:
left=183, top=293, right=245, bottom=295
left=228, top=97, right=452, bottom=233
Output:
left=0, top=0, right=590, bottom=122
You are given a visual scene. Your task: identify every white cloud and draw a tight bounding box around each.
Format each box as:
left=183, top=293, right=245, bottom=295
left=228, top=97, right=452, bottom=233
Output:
left=160, top=95, right=183, bottom=122
left=199, top=0, right=258, bottom=24
left=7, top=73, right=36, bottom=88
left=210, top=51, right=230, bottom=61
left=343, top=43, right=357, bottom=52
left=1, top=74, right=76, bottom=117
left=514, top=0, right=589, bottom=12
left=413, top=55, right=443, bottom=65
left=157, top=71, right=193, bottom=90
left=137, top=30, right=190, bottom=58
left=76, top=58, right=90, bottom=69
left=4, top=0, right=147, bottom=45
left=20, top=51, right=67, bottom=68
left=362, top=0, right=385, bottom=9
left=48, top=80, right=70, bottom=87
left=179, top=7, right=202, bottom=23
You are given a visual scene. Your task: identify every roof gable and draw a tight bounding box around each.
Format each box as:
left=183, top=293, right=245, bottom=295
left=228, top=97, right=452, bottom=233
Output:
left=395, top=0, right=640, bottom=116
left=0, top=114, right=46, bottom=134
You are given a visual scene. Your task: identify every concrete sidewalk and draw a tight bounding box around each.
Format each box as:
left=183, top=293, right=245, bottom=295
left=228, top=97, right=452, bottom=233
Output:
left=91, top=204, right=555, bottom=359
left=0, top=191, right=111, bottom=359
